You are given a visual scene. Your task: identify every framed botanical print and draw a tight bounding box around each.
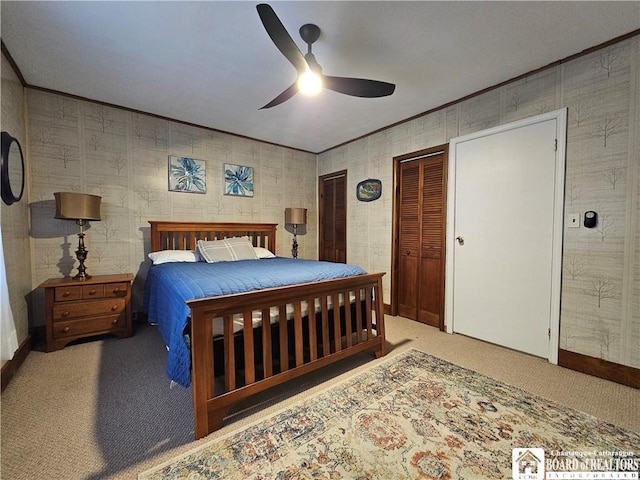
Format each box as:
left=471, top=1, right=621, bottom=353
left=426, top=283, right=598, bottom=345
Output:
left=168, top=155, right=206, bottom=193
left=224, top=163, right=254, bottom=197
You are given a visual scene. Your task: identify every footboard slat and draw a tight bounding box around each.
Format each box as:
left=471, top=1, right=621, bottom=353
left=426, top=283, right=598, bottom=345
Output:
left=332, top=294, right=341, bottom=353
left=366, top=288, right=373, bottom=338
left=355, top=288, right=363, bottom=344
left=278, top=306, right=288, bottom=371
left=294, top=302, right=304, bottom=367
left=307, top=298, right=317, bottom=361
left=261, top=308, right=272, bottom=378
left=243, top=311, right=255, bottom=384
left=224, top=315, right=235, bottom=392
left=321, top=297, right=330, bottom=357
left=187, top=273, right=386, bottom=440
left=344, top=289, right=353, bottom=348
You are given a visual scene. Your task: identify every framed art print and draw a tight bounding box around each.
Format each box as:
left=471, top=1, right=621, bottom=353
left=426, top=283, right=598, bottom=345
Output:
left=356, top=178, right=382, bottom=202
left=224, top=163, right=254, bottom=197
left=168, top=155, right=206, bottom=193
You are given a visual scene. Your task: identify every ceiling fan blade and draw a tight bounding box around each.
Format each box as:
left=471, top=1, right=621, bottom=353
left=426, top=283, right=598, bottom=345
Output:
left=323, top=76, right=396, bottom=98
left=256, top=4, right=307, bottom=74
left=260, top=82, right=299, bottom=109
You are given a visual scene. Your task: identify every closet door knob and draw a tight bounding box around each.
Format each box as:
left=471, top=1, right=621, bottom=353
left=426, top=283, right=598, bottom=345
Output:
left=456, top=236, right=464, bottom=245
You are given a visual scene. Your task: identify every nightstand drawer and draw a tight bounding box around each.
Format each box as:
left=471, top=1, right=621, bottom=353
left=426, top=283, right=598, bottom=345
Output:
left=105, top=282, right=129, bottom=297
left=53, top=298, right=126, bottom=321
left=55, top=286, right=83, bottom=301
left=53, top=314, right=126, bottom=339
left=56, top=285, right=116, bottom=301
left=82, top=284, right=105, bottom=299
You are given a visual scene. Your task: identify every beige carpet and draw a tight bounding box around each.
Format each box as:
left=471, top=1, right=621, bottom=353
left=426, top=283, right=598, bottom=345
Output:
left=1, top=315, right=638, bottom=479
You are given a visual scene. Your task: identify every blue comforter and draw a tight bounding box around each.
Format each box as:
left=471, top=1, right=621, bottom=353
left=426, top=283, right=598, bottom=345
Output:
left=143, top=257, right=366, bottom=387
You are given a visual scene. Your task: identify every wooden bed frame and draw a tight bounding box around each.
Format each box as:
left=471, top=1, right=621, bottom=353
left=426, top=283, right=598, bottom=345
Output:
left=149, top=221, right=387, bottom=439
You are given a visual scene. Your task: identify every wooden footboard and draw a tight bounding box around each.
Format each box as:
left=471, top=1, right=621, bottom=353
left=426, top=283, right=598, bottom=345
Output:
left=187, top=272, right=386, bottom=439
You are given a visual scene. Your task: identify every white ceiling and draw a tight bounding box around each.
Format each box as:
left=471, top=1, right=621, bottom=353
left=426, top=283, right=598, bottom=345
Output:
left=2, top=1, right=639, bottom=153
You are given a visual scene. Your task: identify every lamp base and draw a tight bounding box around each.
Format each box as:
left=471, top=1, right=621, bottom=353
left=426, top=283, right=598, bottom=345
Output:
left=74, top=230, right=91, bottom=280
left=291, top=231, right=299, bottom=259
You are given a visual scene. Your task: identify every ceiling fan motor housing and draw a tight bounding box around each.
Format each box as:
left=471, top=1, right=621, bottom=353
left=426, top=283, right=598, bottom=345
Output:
left=299, top=24, right=321, bottom=45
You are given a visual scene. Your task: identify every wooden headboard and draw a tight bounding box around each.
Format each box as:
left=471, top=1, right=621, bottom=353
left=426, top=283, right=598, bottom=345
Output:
left=149, top=221, right=277, bottom=253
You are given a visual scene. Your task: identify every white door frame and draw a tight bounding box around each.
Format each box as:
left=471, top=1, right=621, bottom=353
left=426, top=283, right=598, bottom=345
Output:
left=445, top=109, right=567, bottom=364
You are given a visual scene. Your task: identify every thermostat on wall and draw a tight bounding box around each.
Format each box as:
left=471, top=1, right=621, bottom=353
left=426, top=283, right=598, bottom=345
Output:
left=584, top=211, right=597, bottom=228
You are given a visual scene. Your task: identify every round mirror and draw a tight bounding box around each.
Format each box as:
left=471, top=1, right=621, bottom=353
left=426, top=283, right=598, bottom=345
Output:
left=1, top=131, right=25, bottom=206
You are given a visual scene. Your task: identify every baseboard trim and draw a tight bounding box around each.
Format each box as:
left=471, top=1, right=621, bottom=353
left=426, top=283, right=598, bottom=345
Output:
left=384, top=303, right=391, bottom=315
left=1, top=334, right=32, bottom=393
left=558, top=348, right=639, bottom=389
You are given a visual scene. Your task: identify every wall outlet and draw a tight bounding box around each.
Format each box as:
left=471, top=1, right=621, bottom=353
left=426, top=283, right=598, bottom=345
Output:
left=568, top=213, right=580, bottom=228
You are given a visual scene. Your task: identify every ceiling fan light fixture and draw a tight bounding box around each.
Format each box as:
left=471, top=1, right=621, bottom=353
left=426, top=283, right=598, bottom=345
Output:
left=256, top=4, right=395, bottom=108
left=297, top=69, right=322, bottom=96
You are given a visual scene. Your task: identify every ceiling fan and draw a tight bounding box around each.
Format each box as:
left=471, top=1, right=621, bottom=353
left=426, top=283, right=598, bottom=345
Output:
left=256, top=3, right=396, bottom=109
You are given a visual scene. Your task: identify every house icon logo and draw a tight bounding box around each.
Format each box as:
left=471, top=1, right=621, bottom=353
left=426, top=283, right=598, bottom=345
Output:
left=512, top=448, right=545, bottom=480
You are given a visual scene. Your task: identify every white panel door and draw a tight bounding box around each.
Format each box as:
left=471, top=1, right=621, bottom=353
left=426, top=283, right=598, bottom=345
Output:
left=446, top=111, right=565, bottom=360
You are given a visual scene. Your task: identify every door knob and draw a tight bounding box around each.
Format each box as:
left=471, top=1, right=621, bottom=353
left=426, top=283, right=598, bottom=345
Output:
left=456, top=236, right=464, bottom=245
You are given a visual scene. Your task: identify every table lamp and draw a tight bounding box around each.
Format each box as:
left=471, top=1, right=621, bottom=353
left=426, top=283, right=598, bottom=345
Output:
left=54, top=192, right=102, bottom=280
left=284, top=207, right=307, bottom=259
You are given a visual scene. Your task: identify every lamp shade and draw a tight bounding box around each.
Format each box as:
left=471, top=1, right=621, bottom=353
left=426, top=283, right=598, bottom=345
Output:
left=285, top=207, right=307, bottom=225
left=54, top=192, right=102, bottom=221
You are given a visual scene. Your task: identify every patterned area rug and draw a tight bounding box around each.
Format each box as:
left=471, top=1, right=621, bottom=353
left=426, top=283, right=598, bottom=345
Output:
left=140, top=349, right=639, bottom=479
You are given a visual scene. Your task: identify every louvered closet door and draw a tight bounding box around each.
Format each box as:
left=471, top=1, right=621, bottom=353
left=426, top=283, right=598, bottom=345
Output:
left=419, top=156, right=445, bottom=326
left=319, top=171, right=347, bottom=263
left=398, top=162, right=420, bottom=319
left=397, top=153, right=445, bottom=327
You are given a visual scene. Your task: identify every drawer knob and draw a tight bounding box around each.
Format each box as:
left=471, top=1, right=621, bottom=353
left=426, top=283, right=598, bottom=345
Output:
left=63, top=326, right=70, bottom=333
left=61, top=311, right=70, bottom=318
left=89, top=289, right=97, bottom=295
left=111, top=319, right=118, bottom=325
left=62, top=291, right=71, bottom=297
left=112, top=287, right=120, bottom=293
left=111, top=305, right=118, bottom=311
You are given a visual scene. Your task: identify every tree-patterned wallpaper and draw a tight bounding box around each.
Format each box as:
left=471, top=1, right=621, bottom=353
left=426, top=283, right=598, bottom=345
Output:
left=25, top=89, right=318, bottom=315
left=319, top=36, right=639, bottom=368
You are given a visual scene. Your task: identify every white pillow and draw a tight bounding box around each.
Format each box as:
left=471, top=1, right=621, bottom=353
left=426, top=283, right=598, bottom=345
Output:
left=254, top=246, right=276, bottom=258
left=197, top=236, right=259, bottom=263
left=148, top=250, right=199, bottom=265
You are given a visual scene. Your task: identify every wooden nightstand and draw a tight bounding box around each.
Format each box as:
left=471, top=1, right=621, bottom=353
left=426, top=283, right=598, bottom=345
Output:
left=41, top=273, right=134, bottom=352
